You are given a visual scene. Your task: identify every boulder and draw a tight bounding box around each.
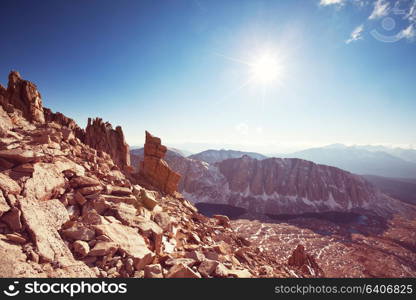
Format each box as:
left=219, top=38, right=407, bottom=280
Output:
left=165, top=257, right=196, bottom=268
left=0, top=238, right=47, bottom=277
left=106, top=185, right=132, bottom=196
left=140, top=189, right=158, bottom=210
left=228, top=268, right=252, bottom=278
left=0, top=190, right=10, bottom=216
left=73, top=240, right=90, bottom=257
left=19, top=197, right=94, bottom=276
left=70, top=176, right=100, bottom=188
left=165, top=263, right=201, bottom=278
left=214, top=263, right=229, bottom=277
left=212, top=214, right=231, bottom=228
left=88, top=241, right=118, bottom=256
left=93, top=223, right=154, bottom=271
left=0, top=172, right=22, bottom=194
left=198, top=259, right=219, bottom=277
left=5, top=233, right=27, bottom=244
left=0, top=149, right=44, bottom=164
left=61, top=225, right=96, bottom=241
left=2, top=207, right=22, bottom=231
left=38, top=199, right=69, bottom=229
left=144, top=263, right=164, bottom=278
left=287, top=244, right=324, bottom=277
left=23, top=163, right=66, bottom=201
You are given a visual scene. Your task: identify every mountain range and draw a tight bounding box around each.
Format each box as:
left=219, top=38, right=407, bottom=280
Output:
left=283, top=144, right=416, bottom=179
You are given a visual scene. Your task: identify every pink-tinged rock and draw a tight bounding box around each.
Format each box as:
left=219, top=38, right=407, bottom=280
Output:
left=140, top=189, right=159, bottom=210
left=84, top=118, right=130, bottom=171
left=2, top=207, right=22, bottom=231
left=0, top=172, right=21, bottom=195
left=73, top=240, right=90, bottom=257
left=70, top=176, right=100, bottom=188
left=144, top=263, right=164, bottom=278
left=13, top=163, right=35, bottom=174
left=165, top=258, right=196, bottom=268
left=0, top=149, right=44, bottom=164
left=78, top=185, right=103, bottom=196
left=228, top=268, right=252, bottom=278
left=93, top=223, right=154, bottom=271
left=6, top=71, right=45, bottom=123
left=0, top=190, right=10, bottom=216
left=61, top=225, right=96, bottom=241
left=23, top=163, right=66, bottom=201
left=212, top=215, right=230, bottom=228
left=106, top=185, right=132, bottom=196
left=165, top=263, right=201, bottom=278
left=18, top=197, right=94, bottom=276
left=38, top=199, right=69, bottom=229
left=140, top=131, right=181, bottom=195
left=0, top=238, right=48, bottom=277
left=74, top=191, right=87, bottom=205
left=88, top=241, right=118, bottom=256
left=214, top=263, right=229, bottom=277
left=198, top=259, right=220, bottom=277
left=288, top=244, right=324, bottom=277
left=5, top=233, right=27, bottom=244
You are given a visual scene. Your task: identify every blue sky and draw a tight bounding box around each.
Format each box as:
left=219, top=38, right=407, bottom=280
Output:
left=0, top=0, right=415, bottom=153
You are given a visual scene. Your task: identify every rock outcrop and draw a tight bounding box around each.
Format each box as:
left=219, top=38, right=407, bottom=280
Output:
left=287, top=245, right=324, bottom=277
left=3, top=71, right=45, bottom=123
left=85, top=118, right=130, bottom=171
left=139, top=131, right=180, bottom=196
left=43, top=108, right=85, bottom=141
left=0, top=71, right=130, bottom=174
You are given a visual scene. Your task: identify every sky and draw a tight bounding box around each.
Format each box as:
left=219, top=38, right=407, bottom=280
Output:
left=0, top=0, right=415, bottom=154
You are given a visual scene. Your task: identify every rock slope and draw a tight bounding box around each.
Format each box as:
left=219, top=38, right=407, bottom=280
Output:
left=0, top=71, right=319, bottom=278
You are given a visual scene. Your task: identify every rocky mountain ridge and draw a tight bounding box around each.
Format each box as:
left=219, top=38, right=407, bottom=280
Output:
left=154, top=151, right=412, bottom=217
left=0, top=71, right=319, bottom=278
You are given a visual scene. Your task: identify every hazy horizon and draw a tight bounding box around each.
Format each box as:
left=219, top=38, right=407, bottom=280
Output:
left=1, top=0, right=415, bottom=153
left=131, top=141, right=416, bottom=156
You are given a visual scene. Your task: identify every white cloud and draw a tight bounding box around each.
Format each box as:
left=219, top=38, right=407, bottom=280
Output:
left=399, top=24, right=416, bottom=40
left=369, top=0, right=390, bottom=19
left=346, top=24, right=364, bottom=43
left=320, top=0, right=346, bottom=6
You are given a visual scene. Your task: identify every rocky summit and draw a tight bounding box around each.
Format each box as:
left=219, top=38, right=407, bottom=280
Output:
left=0, top=71, right=320, bottom=278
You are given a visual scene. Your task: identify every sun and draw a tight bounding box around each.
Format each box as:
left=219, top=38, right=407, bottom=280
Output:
left=249, top=52, right=283, bottom=85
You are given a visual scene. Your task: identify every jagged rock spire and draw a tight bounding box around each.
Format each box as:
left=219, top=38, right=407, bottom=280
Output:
left=84, top=117, right=131, bottom=171
left=5, top=70, right=45, bottom=123
left=140, top=131, right=180, bottom=195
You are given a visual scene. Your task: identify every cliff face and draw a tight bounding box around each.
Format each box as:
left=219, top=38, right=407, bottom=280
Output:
left=85, top=118, right=130, bottom=171
left=165, top=154, right=408, bottom=216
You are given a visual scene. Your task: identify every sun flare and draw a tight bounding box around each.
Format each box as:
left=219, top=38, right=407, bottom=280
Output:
left=250, top=53, right=283, bottom=85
